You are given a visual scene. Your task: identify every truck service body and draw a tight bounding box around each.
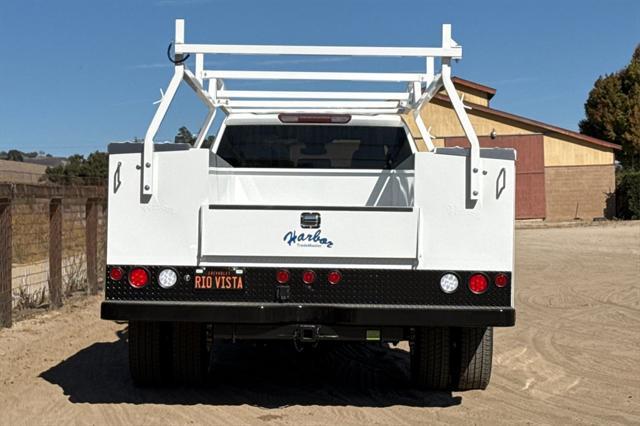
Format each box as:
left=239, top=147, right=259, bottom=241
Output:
left=102, top=20, right=516, bottom=390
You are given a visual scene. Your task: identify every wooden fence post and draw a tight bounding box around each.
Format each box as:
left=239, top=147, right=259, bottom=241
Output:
left=48, top=198, right=63, bottom=309
left=86, top=199, right=98, bottom=295
left=0, top=197, right=12, bottom=328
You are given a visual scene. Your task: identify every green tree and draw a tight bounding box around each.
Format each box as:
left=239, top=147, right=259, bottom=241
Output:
left=580, top=45, right=640, bottom=168
left=202, top=134, right=216, bottom=148
left=45, top=151, right=108, bottom=185
left=175, top=126, right=196, bottom=145
left=174, top=126, right=216, bottom=147
left=6, top=149, right=24, bottom=162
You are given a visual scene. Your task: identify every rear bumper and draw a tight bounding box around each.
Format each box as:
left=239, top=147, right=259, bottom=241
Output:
left=101, top=301, right=515, bottom=327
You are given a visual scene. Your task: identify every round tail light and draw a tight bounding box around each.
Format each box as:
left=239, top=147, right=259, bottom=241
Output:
left=439, top=273, right=459, bottom=293
left=109, top=267, right=124, bottom=281
left=469, top=273, right=488, bottom=294
left=276, top=269, right=290, bottom=284
left=158, top=268, right=178, bottom=289
left=128, top=267, right=149, bottom=288
left=327, top=270, right=342, bottom=285
left=494, top=273, right=509, bottom=288
left=302, top=270, right=316, bottom=285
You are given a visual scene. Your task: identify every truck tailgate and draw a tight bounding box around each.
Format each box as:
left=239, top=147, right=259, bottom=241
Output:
left=200, top=206, right=418, bottom=260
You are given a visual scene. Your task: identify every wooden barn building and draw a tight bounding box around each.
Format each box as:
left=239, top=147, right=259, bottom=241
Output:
left=406, top=77, right=620, bottom=221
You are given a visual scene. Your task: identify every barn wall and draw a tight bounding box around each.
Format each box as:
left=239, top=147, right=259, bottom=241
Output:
left=445, top=134, right=546, bottom=220
left=452, top=88, right=490, bottom=107
left=407, top=103, right=614, bottom=166
left=405, top=102, right=536, bottom=151
left=422, top=102, right=533, bottom=139
left=543, top=135, right=614, bottom=166
left=544, top=165, right=615, bottom=221
left=405, top=97, right=617, bottom=222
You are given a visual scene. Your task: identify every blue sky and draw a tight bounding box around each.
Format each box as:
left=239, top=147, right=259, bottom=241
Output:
left=0, top=0, right=638, bottom=156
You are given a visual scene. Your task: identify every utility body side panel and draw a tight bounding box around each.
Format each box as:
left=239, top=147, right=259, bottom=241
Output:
left=414, top=150, right=515, bottom=272
left=107, top=148, right=209, bottom=265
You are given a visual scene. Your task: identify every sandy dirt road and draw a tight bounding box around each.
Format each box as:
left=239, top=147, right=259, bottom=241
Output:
left=1, top=223, right=639, bottom=425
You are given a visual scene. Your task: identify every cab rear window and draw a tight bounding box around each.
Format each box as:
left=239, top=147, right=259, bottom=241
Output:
left=216, top=125, right=411, bottom=169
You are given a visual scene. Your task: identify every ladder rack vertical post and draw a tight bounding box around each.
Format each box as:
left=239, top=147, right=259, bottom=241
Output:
left=175, top=19, right=185, bottom=44
left=195, top=53, right=204, bottom=85
left=426, top=57, right=435, bottom=86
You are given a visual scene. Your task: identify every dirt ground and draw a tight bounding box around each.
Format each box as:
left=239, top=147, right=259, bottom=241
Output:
left=1, top=223, right=639, bottom=425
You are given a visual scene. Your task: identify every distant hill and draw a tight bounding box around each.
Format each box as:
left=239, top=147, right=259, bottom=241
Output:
left=23, top=156, right=67, bottom=168
left=0, top=149, right=67, bottom=167
left=0, top=159, right=48, bottom=184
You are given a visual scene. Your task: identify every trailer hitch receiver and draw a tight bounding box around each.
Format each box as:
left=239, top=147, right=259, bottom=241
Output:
left=294, top=324, right=320, bottom=343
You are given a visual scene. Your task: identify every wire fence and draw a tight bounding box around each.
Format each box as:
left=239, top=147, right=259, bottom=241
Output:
left=0, top=182, right=106, bottom=327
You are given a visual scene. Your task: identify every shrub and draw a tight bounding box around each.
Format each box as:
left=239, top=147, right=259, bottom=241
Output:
left=616, top=170, right=640, bottom=219
left=44, top=151, right=107, bottom=186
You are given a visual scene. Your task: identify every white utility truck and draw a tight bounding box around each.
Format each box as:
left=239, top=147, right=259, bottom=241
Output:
left=102, top=20, right=516, bottom=390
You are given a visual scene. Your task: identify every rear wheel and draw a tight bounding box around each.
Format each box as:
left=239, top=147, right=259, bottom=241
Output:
left=128, top=321, right=171, bottom=386
left=410, top=327, right=451, bottom=390
left=171, top=322, right=209, bottom=385
left=451, top=327, right=493, bottom=390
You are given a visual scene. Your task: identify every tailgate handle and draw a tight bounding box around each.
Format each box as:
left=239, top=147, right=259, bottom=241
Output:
left=300, top=212, right=321, bottom=229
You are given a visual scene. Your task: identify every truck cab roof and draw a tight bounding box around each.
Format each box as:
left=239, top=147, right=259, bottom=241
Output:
left=223, top=113, right=405, bottom=127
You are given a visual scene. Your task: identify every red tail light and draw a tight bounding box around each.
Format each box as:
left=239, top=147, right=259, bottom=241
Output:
left=109, top=267, right=124, bottom=281
left=276, top=269, right=291, bottom=284
left=469, top=274, right=488, bottom=294
left=128, top=267, right=149, bottom=288
left=327, top=270, right=342, bottom=285
left=302, top=270, right=316, bottom=285
left=494, top=273, right=509, bottom=288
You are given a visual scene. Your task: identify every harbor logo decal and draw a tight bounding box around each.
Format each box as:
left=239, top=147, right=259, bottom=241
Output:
left=283, top=229, right=334, bottom=248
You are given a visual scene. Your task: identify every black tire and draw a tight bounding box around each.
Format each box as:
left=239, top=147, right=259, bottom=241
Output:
left=410, top=327, right=451, bottom=390
left=128, top=321, right=171, bottom=386
left=171, top=322, right=209, bottom=385
left=452, top=327, right=493, bottom=390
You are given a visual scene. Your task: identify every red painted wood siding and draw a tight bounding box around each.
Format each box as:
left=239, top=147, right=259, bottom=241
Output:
left=444, top=134, right=546, bottom=219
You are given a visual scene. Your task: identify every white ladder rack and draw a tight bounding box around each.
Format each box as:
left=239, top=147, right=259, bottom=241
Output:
left=141, top=19, right=482, bottom=202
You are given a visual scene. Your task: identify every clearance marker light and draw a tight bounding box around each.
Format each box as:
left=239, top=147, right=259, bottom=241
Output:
left=109, top=267, right=124, bottom=281
left=276, top=269, right=291, bottom=284
left=302, top=270, right=317, bottom=285
left=494, top=273, right=509, bottom=288
left=327, top=270, right=342, bottom=285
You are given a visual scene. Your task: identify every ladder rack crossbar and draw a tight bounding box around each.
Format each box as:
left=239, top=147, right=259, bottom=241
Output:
left=221, top=100, right=401, bottom=108
left=175, top=43, right=461, bottom=58
left=202, top=70, right=428, bottom=82
left=216, top=90, right=410, bottom=101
